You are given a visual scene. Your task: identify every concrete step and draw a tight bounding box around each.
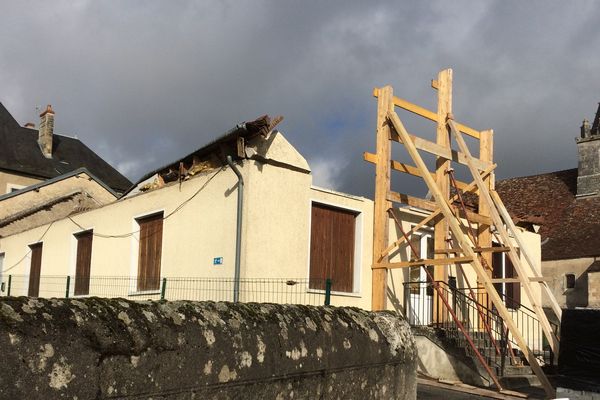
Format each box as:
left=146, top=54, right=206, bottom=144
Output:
left=499, top=374, right=541, bottom=390
left=503, top=365, right=532, bottom=376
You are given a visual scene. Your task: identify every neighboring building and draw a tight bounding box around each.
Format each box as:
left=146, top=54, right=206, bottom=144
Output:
left=0, top=102, right=131, bottom=195
left=0, top=168, right=118, bottom=238
left=497, top=103, right=600, bottom=310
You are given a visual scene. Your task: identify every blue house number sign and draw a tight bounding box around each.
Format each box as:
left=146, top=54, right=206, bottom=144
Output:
left=213, top=257, right=223, bottom=266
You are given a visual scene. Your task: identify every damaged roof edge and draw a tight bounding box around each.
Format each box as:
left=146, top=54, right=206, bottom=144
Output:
left=123, top=115, right=273, bottom=196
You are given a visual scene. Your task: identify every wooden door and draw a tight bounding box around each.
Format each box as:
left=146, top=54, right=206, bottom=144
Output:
left=74, top=231, right=93, bottom=296
left=28, top=243, right=42, bottom=297
left=137, top=213, right=163, bottom=291
left=309, top=203, right=356, bottom=292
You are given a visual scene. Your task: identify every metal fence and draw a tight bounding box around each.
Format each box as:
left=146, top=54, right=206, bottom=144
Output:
left=1, top=275, right=333, bottom=306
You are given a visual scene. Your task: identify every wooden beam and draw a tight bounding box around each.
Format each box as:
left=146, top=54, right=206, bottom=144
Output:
left=389, top=130, right=493, bottom=171
left=364, top=152, right=471, bottom=191
left=387, top=191, right=492, bottom=226
left=373, top=87, right=480, bottom=139
left=450, top=119, right=559, bottom=355
left=435, top=246, right=510, bottom=255
left=489, top=190, right=563, bottom=321
left=390, top=110, right=555, bottom=398
left=371, top=86, right=393, bottom=311
left=477, top=129, right=495, bottom=312
left=376, top=164, right=497, bottom=262
left=374, top=256, right=473, bottom=270
left=491, top=277, right=550, bottom=283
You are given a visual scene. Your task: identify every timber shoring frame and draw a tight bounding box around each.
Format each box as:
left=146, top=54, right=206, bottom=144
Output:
left=366, top=69, right=560, bottom=398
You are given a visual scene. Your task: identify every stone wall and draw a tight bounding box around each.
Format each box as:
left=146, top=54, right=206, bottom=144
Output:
left=588, top=271, right=600, bottom=308
left=0, top=298, right=417, bottom=399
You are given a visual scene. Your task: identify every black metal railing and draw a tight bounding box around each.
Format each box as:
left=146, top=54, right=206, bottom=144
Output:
left=404, top=281, right=556, bottom=375
left=0, top=275, right=333, bottom=306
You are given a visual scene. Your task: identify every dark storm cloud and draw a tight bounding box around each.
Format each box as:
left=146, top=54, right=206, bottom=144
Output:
left=1, top=1, right=599, bottom=198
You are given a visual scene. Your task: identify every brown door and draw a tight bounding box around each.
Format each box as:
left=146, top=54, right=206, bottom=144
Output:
left=137, top=213, right=163, bottom=291
left=28, top=243, right=43, bottom=297
left=309, top=203, right=356, bottom=292
left=505, top=250, right=521, bottom=309
left=74, top=231, right=93, bottom=296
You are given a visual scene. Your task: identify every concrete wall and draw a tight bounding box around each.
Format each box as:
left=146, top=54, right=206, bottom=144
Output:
left=0, top=170, right=42, bottom=195
left=0, top=297, right=417, bottom=400
left=541, top=257, right=598, bottom=309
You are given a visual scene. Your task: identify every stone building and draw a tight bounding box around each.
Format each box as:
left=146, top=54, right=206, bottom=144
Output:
left=496, top=103, right=600, bottom=311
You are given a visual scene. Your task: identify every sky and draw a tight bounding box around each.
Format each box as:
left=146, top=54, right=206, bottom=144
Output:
left=1, top=1, right=599, bottom=198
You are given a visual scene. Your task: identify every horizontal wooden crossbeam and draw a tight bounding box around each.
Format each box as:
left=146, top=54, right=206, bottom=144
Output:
left=374, top=256, right=473, bottom=270
left=387, top=191, right=492, bottom=226
left=490, top=277, right=550, bottom=283
left=389, top=130, right=493, bottom=171
left=373, top=87, right=481, bottom=139
left=435, top=246, right=510, bottom=255
left=363, top=152, right=471, bottom=191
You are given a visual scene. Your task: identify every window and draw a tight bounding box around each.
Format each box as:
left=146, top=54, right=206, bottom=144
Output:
left=136, top=213, right=164, bottom=292
left=28, top=243, right=43, bottom=297
left=565, top=273, right=576, bottom=290
left=492, top=243, right=521, bottom=309
left=74, top=230, right=93, bottom=296
left=309, top=203, right=358, bottom=293
left=408, top=233, right=434, bottom=295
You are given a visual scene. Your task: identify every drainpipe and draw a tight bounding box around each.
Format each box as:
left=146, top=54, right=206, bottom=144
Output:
left=226, top=155, right=244, bottom=302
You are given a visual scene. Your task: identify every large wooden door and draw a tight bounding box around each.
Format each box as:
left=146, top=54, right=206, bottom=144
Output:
left=137, top=213, right=163, bottom=291
left=74, top=231, right=93, bottom=296
left=309, top=203, right=356, bottom=292
left=28, top=243, right=43, bottom=297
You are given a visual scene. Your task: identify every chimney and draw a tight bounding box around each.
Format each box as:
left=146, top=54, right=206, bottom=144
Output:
left=576, top=103, right=600, bottom=197
left=38, top=105, right=54, bottom=158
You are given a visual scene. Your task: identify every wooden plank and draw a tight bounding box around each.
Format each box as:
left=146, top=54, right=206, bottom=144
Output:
left=389, top=129, right=492, bottom=171
left=390, top=110, right=555, bottom=398
left=364, top=152, right=472, bottom=191
left=374, top=256, right=473, bottom=270
left=371, top=86, right=393, bottom=311
left=435, top=246, right=510, bottom=254
left=433, top=69, right=452, bottom=325
left=417, top=378, right=528, bottom=400
left=491, top=277, right=549, bottom=283
left=478, top=129, right=495, bottom=311
left=376, top=164, right=496, bottom=262
left=373, top=87, right=480, bottom=139
left=387, top=191, right=492, bottom=226
left=489, top=190, right=563, bottom=321
left=447, top=119, right=556, bottom=398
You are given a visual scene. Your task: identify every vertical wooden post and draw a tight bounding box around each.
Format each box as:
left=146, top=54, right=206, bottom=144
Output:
left=478, top=129, right=494, bottom=311
left=372, top=85, right=393, bottom=311
left=433, top=69, right=452, bottom=322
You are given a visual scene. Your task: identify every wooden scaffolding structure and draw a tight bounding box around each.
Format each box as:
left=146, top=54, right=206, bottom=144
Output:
left=365, top=69, right=562, bottom=397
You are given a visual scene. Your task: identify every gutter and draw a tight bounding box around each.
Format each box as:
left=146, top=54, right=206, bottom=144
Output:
left=226, top=155, right=244, bottom=302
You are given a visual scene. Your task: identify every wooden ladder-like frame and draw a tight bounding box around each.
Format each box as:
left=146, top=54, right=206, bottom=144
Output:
left=365, top=69, right=561, bottom=398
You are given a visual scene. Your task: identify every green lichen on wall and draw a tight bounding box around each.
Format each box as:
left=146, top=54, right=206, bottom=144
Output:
left=0, top=297, right=417, bottom=399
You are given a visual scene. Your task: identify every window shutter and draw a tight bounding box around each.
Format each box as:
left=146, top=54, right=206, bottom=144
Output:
left=137, top=213, right=163, bottom=291
left=28, top=243, right=43, bottom=297
left=74, top=231, right=93, bottom=296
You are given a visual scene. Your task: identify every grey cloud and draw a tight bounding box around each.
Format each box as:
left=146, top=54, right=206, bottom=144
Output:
left=1, top=1, right=599, bottom=199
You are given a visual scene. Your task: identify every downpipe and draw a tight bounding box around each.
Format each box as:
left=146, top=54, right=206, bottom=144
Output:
left=226, top=155, right=244, bottom=302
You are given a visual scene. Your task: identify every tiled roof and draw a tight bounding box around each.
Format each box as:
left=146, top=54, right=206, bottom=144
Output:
left=0, top=102, right=131, bottom=193
left=496, top=169, right=600, bottom=261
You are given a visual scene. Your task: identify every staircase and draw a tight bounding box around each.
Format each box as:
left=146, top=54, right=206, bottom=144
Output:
left=405, top=281, right=557, bottom=389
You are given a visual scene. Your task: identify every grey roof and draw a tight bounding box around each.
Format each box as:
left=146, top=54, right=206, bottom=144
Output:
left=0, top=102, right=132, bottom=193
